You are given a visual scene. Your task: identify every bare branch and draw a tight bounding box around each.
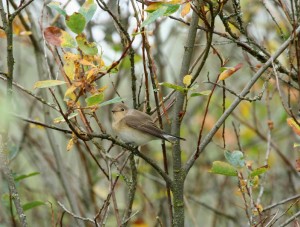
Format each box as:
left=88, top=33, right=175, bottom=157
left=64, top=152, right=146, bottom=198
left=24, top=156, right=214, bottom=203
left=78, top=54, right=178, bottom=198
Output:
left=185, top=25, right=300, bottom=174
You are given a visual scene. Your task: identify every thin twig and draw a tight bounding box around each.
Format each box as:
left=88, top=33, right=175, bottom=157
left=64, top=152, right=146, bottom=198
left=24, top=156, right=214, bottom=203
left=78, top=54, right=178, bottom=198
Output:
left=13, top=114, right=72, bottom=133
left=57, top=201, right=95, bottom=224
left=256, top=84, right=273, bottom=206
left=10, top=0, right=34, bottom=20
left=278, top=209, right=300, bottom=227
left=270, top=199, right=299, bottom=226
left=121, top=210, right=140, bottom=225
left=204, top=80, right=267, bottom=102
left=263, top=194, right=300, bottom=212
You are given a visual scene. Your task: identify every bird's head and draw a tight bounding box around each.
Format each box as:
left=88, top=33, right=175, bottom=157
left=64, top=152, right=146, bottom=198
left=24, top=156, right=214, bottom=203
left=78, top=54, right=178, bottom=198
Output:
left=111, top=103, right=129, bottom=121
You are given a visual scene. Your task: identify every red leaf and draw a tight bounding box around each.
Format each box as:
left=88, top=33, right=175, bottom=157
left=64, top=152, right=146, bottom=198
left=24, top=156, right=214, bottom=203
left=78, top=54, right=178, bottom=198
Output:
left=44, top=26, right=62, bottom=46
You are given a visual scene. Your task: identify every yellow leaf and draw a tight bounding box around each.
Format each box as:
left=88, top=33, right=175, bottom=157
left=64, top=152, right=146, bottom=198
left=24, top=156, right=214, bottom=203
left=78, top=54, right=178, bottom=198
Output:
left=183, top=74, right=192, bottom=86
left=64, top=61, right=75, bottom=80
left=170, top=0, right=182, bottom=4
left=64, top=85, right=77, bottom=100
left=66, top=138, right=74, bottom=151
left=218, top=63, right=243, bottom=81
left=86, top=67, right=100, bottom=79
left=94, top=55, right=106, bottom=67
left=287, top=118, right=300, bottom=136
left=64, top=52, right=80, bottom=61
left=181, top=2, right=191, bottom=18
left=33, top=80, right=66, bottom=89
left=98, top=85, right=108, bottom=93
left=78, top=59, right=96, bottom=67
left=145, top=2, right=162, bottom=12
left=252, top=204, right=263, bottom=215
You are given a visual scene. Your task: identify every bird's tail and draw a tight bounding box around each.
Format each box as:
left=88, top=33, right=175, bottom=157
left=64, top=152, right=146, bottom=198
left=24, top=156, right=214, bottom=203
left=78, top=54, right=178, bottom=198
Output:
left=163, top=133, right=185, bottom=142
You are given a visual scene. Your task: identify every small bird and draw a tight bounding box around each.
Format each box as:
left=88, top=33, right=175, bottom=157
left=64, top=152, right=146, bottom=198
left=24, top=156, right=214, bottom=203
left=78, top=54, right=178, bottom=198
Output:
left=111, top=103, right=185, bottom=146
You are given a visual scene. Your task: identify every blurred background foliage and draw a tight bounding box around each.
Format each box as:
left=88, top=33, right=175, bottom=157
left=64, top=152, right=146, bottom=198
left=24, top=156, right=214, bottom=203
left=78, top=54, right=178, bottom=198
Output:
left=1, top=0, right=300, bottom=226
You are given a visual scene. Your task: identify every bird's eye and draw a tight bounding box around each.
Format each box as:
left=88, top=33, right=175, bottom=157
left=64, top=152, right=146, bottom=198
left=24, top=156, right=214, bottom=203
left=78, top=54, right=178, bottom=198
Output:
left=121, top=108, right=125, bottom=111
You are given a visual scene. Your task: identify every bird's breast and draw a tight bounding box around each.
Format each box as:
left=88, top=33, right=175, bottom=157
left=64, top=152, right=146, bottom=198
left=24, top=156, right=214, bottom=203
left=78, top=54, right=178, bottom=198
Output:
left=112, top=119, right=156, bottom=146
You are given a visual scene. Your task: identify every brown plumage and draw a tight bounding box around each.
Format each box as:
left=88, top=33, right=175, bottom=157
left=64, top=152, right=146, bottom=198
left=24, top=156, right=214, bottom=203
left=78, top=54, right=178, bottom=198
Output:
left=111, top=103, right=185, bottom=146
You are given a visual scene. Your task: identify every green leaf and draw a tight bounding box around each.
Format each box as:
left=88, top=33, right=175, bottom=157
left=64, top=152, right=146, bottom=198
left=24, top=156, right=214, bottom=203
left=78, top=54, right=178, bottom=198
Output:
left=47, top=2, right=67, bottom=16
left=66, top=12, right=86, bottom=34
left=141, top=3, right=179, bottom=27
left=209, top=161, right=238, bottom=176
left=53, top=113, right=78, bottom=124
left=141, top=6, right=168, bottom=27
left=122, top=55, right=142, bottom=69
left=79, top=0, right=97, bottom=22
left=23, top=201, right=45, bottom=212
left=224, top=150, right=245, bottom=168
left=44, top=27, right=77, bottom=48
left=250, top=165, right=269, bottom=178
left=33, top=80, right=66, bottom=89
left=76, top=34, right=98, bottom=55
left=99, top=97, right=126, bottom=107
left=190, top=90, right=211, bottom=97
left=14, top=172, right=40, bottom=182
left=85, top=93, right=104, bottom=106
left=159, top=82, right=186, bottom=93
left=163, top=4, right=180, bottom=16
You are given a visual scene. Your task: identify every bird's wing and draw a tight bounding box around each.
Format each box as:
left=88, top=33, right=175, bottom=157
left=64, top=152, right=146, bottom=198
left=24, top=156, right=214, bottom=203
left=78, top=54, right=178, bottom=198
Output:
left=124, top=111, right=166, bottom=140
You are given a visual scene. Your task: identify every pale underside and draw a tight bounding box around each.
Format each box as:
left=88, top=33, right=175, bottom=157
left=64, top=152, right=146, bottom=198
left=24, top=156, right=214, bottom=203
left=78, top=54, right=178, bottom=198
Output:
left=112, top=109, right=177, bottom=146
